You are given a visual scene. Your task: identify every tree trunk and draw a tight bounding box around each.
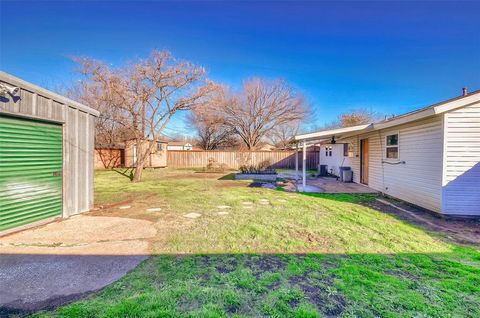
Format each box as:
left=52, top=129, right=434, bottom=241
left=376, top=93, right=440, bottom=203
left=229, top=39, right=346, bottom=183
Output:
left=131, top=139, right=157, bottom=183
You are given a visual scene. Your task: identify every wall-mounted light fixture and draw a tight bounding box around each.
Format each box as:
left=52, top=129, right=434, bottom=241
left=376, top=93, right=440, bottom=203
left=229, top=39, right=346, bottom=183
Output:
left=0, top=83, right=19, bottom=96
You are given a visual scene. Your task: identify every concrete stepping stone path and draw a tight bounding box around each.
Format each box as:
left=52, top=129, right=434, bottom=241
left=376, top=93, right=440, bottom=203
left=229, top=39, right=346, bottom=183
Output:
left=146, top=208, right=162, bottom=212
left=118, top=205, right=131, bottom=210
left=184, top=212, right=202, bottom=219
left=217, top=205, right=231, bottom=209
left=217, top=211, right=229, bottom=216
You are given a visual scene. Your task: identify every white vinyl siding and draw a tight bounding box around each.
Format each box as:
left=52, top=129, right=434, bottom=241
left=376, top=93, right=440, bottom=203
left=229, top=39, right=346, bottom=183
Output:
left=442, top=102, right=480, bottom=216
left=345, top=116, right=444, bottom=213
left=319, top=143, right=350, bottom=176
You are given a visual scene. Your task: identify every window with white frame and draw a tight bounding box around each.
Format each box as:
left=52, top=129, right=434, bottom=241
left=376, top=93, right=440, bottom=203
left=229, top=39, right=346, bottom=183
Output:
left=385, top=134, right=399, bottom=159
left=343, top=143, right=354, bottom=157
left=325, top=146, right=333, bottom=157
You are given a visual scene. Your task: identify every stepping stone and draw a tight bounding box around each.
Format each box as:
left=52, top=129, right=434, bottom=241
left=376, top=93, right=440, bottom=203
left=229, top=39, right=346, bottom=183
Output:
left=243, top=206, right=253, bottom=209
left=146, top=208, right=162, bottom=212
left=259, top=201, right=270, bottom=205
left=259, top=199, right=270, bottom=202
left=119, top=205, right=131, bottom=209
left=217, top=205, right=231, bottom=209
left=242, top=201, right=254, bottom=205
left=184, top=212, right=202, bottom=219
left=217, top=211, right=229, bottom=216
left=277, top=199, right=287, bottom=203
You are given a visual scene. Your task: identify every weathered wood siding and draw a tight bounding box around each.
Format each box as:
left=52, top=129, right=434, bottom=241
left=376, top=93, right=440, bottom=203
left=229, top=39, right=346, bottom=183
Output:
left=340, top=116, right=444, bottom=213
left=168, top=150, right=319, bottom=169
left=0, top=71, right=98, bottom=218
left=124, top=140, right=168, bottom=168
left=95, top=149, right=124, bottom=169
left=443, top=102, right=480, bottom=216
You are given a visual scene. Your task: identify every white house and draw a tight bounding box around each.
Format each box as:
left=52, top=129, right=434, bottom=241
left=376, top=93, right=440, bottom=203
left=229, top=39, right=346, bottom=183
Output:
left=295, top=90, right=480, bottom=217
left=167, top=141, right=193, bottom=151
left=318, top=143, right=353, bottom=176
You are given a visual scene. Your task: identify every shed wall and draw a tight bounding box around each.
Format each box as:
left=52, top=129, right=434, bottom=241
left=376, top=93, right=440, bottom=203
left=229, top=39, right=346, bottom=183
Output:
left=0, top=72, right=98, bottom=218
left=443, top=102, right=480, bottom=216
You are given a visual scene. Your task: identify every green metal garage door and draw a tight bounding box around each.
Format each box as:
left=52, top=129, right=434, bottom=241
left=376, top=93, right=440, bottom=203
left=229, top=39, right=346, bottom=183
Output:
left=0, top=115, right=63, bottom=232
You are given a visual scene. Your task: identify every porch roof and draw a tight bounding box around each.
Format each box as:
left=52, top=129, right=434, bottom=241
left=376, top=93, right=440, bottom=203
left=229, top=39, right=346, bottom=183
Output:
left=295, top=124, right=373, bottom=142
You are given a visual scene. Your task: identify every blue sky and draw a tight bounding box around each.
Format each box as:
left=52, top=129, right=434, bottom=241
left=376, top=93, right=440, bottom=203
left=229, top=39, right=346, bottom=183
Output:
left=1, top=1, right=479, bottom=135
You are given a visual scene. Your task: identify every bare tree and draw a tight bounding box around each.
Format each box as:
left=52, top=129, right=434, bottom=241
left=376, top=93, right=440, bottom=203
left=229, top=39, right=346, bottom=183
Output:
left=73, top=50, right=215, bottom=182
left=268, top=121, right=301, bottom=150
left=67, top=80, right=131, bottom=145
left=188, top=86, right=237, bottom=150
left=222, top=78, right=308, bottom=150
left=323, top=108, right=381, bottom=129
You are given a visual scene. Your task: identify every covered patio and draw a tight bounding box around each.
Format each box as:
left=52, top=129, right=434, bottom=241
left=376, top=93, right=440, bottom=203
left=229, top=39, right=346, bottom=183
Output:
left=300, top=176, right=376, bottom=193
left=292, top=124, right=375, bottom=193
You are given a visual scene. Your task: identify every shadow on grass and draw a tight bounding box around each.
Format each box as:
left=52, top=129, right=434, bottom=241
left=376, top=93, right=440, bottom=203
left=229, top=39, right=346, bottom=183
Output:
left=2, top=247, right=479, bottom=317
left=218, top=172, right=236, bottom=180
left=112, top=168, right=134, bottom=181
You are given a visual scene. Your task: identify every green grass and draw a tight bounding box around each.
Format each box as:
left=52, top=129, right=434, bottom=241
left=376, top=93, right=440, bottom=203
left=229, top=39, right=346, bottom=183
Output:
left=32, top=169, right=480, bottom=318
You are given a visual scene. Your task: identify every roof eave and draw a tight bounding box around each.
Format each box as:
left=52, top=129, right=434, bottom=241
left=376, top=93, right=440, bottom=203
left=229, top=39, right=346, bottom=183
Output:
left=295, top=124, right=373, bottom=142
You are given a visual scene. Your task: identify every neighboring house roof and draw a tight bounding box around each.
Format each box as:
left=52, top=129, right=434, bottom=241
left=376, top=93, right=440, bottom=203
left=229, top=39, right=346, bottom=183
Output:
left=124, top=138, right=168, bottom=143
left=168, top=141, right=192, bottom=146
left=256, top=142, right=277, bottom=151
left=296, top=90, right=480, bottom=142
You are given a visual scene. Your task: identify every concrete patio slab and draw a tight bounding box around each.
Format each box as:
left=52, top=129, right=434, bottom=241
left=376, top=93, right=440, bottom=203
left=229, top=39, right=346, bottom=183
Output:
left=0, top=215, right=155, bottom=314
left=307, top=177, right=377, bottom=194
left=0, top=254, right=147, bottom=314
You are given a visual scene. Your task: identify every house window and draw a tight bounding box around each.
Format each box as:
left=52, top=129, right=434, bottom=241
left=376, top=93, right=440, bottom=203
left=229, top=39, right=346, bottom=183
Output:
left=342, top=143, right=354, bottom=157
left=325, top=146, right=332, bottom=157
left=385, top=134, right=399, bottom=159
left=157, top=142, right=164, bottom=151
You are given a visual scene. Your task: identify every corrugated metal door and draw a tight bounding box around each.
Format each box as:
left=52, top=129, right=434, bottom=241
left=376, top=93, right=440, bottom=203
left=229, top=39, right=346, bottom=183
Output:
left=0, top=115, right=63, bottom=232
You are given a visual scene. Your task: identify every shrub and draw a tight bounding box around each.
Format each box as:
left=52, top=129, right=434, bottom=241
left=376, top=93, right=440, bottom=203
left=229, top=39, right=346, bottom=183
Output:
left=239, top=162, right=276, bottom=174
left=205, top=158, right=229, bottom=172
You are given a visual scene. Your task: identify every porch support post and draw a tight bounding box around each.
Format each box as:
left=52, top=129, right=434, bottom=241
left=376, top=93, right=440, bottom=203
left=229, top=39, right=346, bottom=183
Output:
left=295, top=143, right=299, bottom=182
left=302, top=141, right=307, bottom=188
left=317, top=143, right=321, bottom=175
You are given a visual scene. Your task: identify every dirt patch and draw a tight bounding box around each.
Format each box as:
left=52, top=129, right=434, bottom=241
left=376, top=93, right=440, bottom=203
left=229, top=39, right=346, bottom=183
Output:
left=244, top=255, right=287, bottom=279
left=214, top=258, right=239, bottom=274
left=214, top=180, right=249, bottom=189
left=0, top=215, right=156, bottom=255
left=90, top=193, right=167, bottom=222
left=288, top=270, right=346, bottom=317
left=367, top=198, right=480, bottom=245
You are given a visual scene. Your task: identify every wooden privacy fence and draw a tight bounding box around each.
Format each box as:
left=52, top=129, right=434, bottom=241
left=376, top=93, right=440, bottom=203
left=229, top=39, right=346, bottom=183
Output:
left=167, top=150, right=319, bottom=169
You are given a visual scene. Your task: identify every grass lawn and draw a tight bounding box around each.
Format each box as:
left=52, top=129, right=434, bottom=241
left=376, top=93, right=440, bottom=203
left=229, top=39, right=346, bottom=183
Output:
left=33, top=169, right=480, bottom=318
